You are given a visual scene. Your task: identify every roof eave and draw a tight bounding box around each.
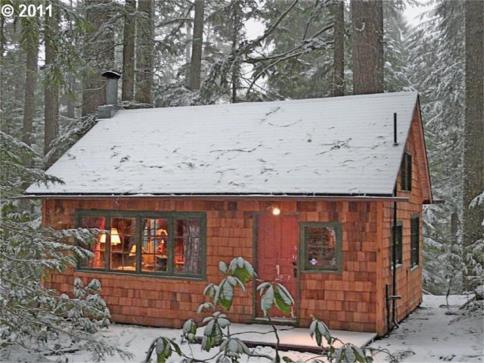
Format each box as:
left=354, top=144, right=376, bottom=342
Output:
left=21, top=192, right=408, bottom=202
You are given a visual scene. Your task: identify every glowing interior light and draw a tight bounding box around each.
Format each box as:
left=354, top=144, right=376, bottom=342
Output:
left=272, top=207, right=281, bottom=216
left=99, top=228, right=121, bottom=245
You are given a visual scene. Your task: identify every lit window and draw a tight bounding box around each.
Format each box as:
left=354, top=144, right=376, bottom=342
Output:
left=110, top=218, right=136, bottom=271
left=302, top=222, right=342, bottom=272
left=142, top=218, right=169, bottom=273
left=79, top=216, right=106, bottom=269
left=77, top=211, right=205, bottom=278
left=174, top=219, right=202, bottom=274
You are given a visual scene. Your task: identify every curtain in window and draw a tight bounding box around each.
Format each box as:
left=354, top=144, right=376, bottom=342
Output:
left=182, top=220, right=201, bottom=274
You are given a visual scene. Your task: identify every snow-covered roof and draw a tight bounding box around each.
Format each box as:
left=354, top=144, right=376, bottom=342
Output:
left=26, top=92, right=419, bottom=196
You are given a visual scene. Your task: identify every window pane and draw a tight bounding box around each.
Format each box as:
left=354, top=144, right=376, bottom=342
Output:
left=175, top=219, right=202, bottom=274
left=411, top=217, right=419, bottom=266
left=392, top=225, right=403, bottom=265
left=110, top=217, right=137, bottom=271
left=79, top=216, right=106, bottom=269
left=141, top=218, right=169, bottom=273
left=304, top=225, right=338, bottom=270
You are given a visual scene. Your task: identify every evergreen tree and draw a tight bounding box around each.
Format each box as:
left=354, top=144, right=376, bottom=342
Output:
left=0, top=131, right=129, bottom=360
left=462, top=0, right=483, bottom=291
left=407, top=0, right=466, bottom=294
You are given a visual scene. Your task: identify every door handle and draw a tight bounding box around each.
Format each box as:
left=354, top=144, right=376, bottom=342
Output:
left=276, top=264, right=280, bottom=276
left=292, top=260, right=297, bottom=277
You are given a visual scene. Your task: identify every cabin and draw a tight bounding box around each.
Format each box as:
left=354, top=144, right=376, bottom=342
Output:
left=26, top=83, right=432, bottom=336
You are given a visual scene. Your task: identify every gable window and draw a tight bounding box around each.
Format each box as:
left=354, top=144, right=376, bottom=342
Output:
left=401, top=152, right=412, bottom=191
left=77, top=211, right=206, bottom=278
left=410, top=216, right=420, bottom=267
left=301, top=222, right=342, bottom=272
left=392, top=223, right=403, bottom=266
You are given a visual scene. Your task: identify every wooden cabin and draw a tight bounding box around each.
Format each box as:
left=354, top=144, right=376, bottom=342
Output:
left=26, top=91, right=432, bottom=336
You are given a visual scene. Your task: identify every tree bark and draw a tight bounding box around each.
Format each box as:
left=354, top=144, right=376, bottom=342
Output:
left=332, top=0, right=345, bottom=97
left=135, top=0, right=154, bottom=105
left=351, top=0, right=384, bottom=95
left=463, top=0, right=484, bottom=290
left=122, top=0, right=136, bottom=101
left=44, top=0, right=60, bottom=158
left=82, top=0, right=115, bottom=116
left=22, top=21, right=39, bottom=147
left=231, top=1, right=241, bottom=103
left=0, top=15, right=4, bottom=63
left=189, top=0, right=204, bottom=90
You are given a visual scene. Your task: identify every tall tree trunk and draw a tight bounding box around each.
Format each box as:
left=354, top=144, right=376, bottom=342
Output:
left=0, top=15, right=4, bottom=63
left=22, top=21, right=39, bottom=147
left=189, top=0, right=204, bottom=90
left=463, top=0, right=484, bottom=291
left=351, top=0, right=384, bottom=95
left=332, top=0, right=345, bottom=96
left=135, top=0, right=154, bottom=105
left=122, top=0, right=136, bottom=101
left=82, top=0, right=115, bottom=116
left=231, top=1, right=241, bottom=103
left=44, top=0, right=60, bottom=159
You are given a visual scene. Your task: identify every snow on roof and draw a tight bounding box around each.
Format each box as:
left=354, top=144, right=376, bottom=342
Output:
left=27, top=92, right=419, bottom=196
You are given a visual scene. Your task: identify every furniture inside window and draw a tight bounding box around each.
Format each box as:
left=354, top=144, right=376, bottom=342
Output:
left=401, top=152, right=412, bottom=191
left=410, top=216, right=420, bottom=267
left=301, top=222, right=342, bottom=272
left=392, top=223, right=403, bottom=266
left=77, top=211, right=205, bottom=278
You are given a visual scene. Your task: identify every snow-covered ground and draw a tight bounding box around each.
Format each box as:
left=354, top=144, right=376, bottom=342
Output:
left=1, top=295, right=482, bottom=362
left=370, top=295, right=483, bottom=363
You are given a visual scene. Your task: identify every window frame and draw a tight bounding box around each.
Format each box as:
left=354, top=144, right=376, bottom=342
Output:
left=75, top=210, right=207, bottom=280
left=392, top=221, right=403, bottom=267
left=410, top=215, right=420, bottom=268
left=300, top=221, right=343, bottom=273
left=401, top=152, right=412, bottom=192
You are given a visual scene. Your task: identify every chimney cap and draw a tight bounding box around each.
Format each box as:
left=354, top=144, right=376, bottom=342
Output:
left=102, top=70, right=121, bottom=79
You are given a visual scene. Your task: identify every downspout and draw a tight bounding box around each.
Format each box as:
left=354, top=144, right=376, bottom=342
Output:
left=391, top=197, right=399, bottom=328
left=386, top=112, right=401, bottom=332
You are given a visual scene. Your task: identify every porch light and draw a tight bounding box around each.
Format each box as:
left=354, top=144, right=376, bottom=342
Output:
left=272, top=207, right=281, bottom=216
left=99, top=228, right=121, bottom=245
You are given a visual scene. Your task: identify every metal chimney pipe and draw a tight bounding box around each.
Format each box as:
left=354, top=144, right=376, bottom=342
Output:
left=102, top=70, right=121, bottom=106
left=97, top=71, right=121, bottom=119
left=393, top=112, right=398, bottom=146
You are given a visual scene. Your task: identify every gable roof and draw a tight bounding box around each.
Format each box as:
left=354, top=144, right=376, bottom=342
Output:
left=26, top=92, right=423, bottom=197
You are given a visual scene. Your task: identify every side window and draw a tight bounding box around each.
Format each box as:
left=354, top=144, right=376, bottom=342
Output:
left=79, top=216, right=106, bottom=269
left=302, top=222, right=342, bottom=272
left=401, top=152, right=412, bottom=191
left=392, top=223, right=403, bottom=265
left=411, top=216, right=420, bottom=267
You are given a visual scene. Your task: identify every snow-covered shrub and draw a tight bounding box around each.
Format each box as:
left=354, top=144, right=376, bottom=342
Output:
left=145, top=257, right=377, bottom=363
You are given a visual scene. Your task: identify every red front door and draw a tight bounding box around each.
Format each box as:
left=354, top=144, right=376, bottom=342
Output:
left=256, top=214, right=298, bottom=319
